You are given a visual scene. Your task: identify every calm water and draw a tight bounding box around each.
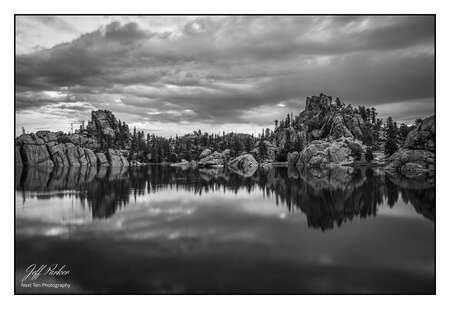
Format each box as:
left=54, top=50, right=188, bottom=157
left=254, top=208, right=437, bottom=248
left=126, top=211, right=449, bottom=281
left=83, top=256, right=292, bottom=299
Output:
left=15, top=165, right=435, bottom=294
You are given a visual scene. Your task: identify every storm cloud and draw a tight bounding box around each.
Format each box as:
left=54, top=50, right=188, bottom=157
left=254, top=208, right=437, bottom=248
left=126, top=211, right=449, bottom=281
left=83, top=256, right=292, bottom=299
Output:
left=15, top=15, right=435, bottom=136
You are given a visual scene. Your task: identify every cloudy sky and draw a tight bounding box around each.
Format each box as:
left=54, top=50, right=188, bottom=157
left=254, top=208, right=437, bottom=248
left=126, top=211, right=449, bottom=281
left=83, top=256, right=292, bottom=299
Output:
left=15, top=15, right=435, bottom=137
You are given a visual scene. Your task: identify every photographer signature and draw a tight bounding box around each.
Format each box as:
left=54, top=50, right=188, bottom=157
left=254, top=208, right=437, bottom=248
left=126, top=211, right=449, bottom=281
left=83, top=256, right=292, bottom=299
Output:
left=22, top=264, right=70, bottom=282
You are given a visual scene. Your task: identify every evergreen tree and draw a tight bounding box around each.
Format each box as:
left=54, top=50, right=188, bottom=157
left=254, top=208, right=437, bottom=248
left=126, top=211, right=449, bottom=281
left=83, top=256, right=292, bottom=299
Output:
left=385, top=116, right=398, bottom=156
left=371, top=107, right=376, bottom=124
left=398, top=123, right=410, bottom=142
left=365, top=147, right=374, bottom=162
left=258, top=136, right=267, bottom=161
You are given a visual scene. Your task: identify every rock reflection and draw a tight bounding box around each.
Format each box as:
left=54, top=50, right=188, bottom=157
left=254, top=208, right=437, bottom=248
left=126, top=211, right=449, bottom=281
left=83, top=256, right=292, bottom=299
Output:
left=15, top=165, right=435, bottom=229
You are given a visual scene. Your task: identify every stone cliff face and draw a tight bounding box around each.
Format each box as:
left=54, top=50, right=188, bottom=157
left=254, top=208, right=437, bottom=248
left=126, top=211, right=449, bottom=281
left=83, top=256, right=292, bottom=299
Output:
left=16, top=110, right=130, bottom=169
left=87, top=110, right=120, bottom=138
left=16, top=133, right=127, bottom=169
left=295, top=94, right=368, bottom=142
left=16, top=133, right=54, bottom=168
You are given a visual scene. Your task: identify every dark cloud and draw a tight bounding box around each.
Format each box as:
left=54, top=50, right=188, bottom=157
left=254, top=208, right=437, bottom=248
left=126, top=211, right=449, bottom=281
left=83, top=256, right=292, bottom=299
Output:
left=104, top=21, right=157, bottom=43
left=15, top=16, right=435, bottom=135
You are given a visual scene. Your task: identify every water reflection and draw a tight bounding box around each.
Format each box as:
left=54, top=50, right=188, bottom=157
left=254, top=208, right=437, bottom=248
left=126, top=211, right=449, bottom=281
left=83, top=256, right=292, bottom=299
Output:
left=15, top=165, right=435, bottom=294
left=15, top=165, right=435, bottom=230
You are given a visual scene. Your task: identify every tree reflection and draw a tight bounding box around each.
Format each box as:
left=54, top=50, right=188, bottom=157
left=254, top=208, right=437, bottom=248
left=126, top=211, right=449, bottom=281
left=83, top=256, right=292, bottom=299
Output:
left=15, top=165, right=435, bottom=229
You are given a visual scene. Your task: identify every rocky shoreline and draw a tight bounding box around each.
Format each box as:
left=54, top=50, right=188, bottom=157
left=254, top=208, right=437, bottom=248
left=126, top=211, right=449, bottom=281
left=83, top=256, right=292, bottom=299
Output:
left=15, top=131, right=129, bottom=169
left=15, top=94, right=435, bottom=181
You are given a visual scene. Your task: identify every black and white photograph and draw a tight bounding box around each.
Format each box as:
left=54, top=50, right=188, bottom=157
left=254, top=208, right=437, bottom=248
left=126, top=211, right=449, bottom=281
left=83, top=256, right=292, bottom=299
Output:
left=13, top=13, right=436, bottom=295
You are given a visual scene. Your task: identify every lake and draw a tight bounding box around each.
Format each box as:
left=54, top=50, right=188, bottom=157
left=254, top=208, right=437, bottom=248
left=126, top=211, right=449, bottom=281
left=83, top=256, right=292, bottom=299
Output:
left=14, top=165, right=435, bottom=294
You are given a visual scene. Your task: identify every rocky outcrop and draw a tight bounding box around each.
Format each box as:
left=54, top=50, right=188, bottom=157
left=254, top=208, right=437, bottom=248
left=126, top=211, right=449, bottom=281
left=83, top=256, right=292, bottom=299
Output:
left=16, top=133, right=54, bottom=167
left=96, top=152, right=109, bottom=166
left=87, top=110, right=122, bottom=139
left=64, top=143, right=84, bottom=167
left=386, top=149, right=435, bottom=178
left=198, top=150, right=225, bottom=167
left=199, top=148, right=212, bottom=159
left=386, top=115, right=435, bottom=178
left=35, top=131, right=58, bottom=146
left=16, top=130, right=128, bottom=168
left=273, top=94, right=371, bottom=147
left=228, top=154, right=258, bottom=177
left=84, top=148, right=98, bottom=166
left=329, top=113, right=354, bottom=139
left=296, top=138, right=364, bottom=168
left=58, top=133, right=99, bottom=150
left=15, top=145, right=22, bottom=167
left=107, top=149, right=129, bottom=167
left=48, top=143, right=69, bottom=167
left=403, top=116, right=435, bottom=151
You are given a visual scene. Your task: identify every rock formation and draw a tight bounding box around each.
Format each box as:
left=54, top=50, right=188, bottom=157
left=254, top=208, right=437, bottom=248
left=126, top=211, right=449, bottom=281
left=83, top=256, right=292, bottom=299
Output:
left=58, top=133, right=99, bottom=150
left=16, top=110, right=130, bottom=169
left=386, top=115, right=435, bottom=178
left=86, top=110, right=120, bottom=138
left=198, top=149, right=231, bottom=167
left=16, top=133, right=54, bottom=167
left=404, top=116, right=435, bottom=151
left=15, top=145, right=22, bottom=168
left=96, top=152, right=110, bottom=166
left=295, top=138, right=364, bottom=168
left=107, top=149, right=129, bottom=167
left=228, top=154, right=258, bottom=177
left=199, top=148, right=212, bottom=159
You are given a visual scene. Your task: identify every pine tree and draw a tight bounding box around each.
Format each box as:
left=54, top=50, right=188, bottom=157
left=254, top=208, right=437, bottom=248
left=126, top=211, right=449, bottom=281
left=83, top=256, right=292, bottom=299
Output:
left=258, top=136, right=267, bottom=162
left=365, top=147, right=374, bottom=162
left=371, top=107, right=376, bottom=124
left=385, top=116, right=398, bottom=156
left=398, top=123, right=410, bottom=142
